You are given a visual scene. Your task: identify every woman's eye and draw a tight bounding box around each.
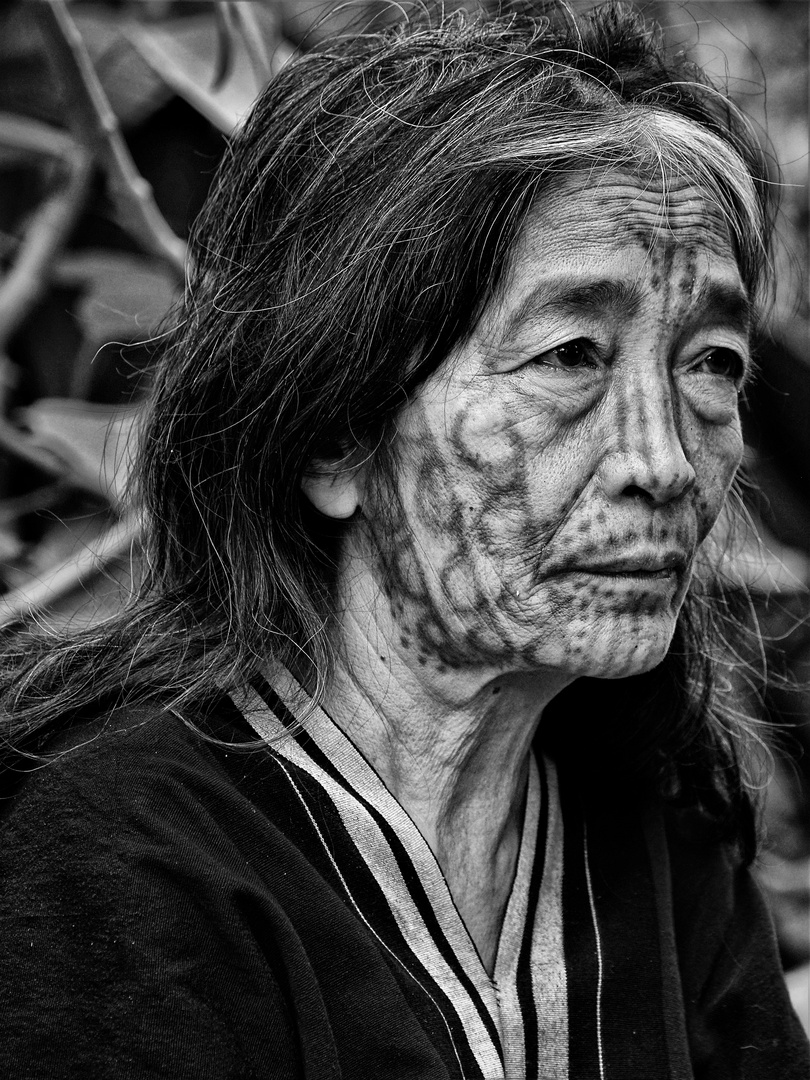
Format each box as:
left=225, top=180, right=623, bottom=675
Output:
left=697, top=348, right=745, bottom=381
left=532, top=339, right=597, bottom=370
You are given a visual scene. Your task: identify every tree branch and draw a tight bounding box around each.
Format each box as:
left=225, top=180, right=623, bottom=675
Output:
left=0, top=514, right=141, bottom=631
left=0, top=123, right=92, bottom=348
left=37, top=0, right=187, bottom=281
left=232, top=2, right=274, bottom=86
left=0, top=415, right=67, bottom=479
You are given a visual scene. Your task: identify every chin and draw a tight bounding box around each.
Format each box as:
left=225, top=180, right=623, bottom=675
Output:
left=527, top=616, right=677, bottom=682
left=588, top=646, right=670, bottom=680
left=583, top=629, right=674, bottom=680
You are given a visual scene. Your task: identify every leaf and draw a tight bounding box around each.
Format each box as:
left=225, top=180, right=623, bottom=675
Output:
left=54, top=250, right=179, bottom=346
left=124, top=11, right=292, bottom=134
left=16, top=399, right=139, bottom=507
left=71, top=7, right=174, bottom=129
left=212, top=2, right=239, bottom=90
left=0, top=510, right=139, bottom=629
left=0, top=1, right=65, bottom=128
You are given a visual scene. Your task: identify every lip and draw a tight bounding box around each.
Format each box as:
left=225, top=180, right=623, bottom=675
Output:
left=575, top=552, right=689, bottom=575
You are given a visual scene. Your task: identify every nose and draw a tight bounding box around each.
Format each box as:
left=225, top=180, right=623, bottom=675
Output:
left=598, top=366, right=696, bottom=506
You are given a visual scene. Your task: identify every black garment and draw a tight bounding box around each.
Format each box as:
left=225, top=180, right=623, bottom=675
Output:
left=0, top=690, right=807, bottom=1079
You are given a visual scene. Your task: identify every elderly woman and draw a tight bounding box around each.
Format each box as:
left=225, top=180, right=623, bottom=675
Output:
left=0, top=3, right=807, bottom=1077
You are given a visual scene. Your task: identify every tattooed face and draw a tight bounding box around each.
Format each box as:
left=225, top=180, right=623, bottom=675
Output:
left=356, top=172, right=750, bottom=681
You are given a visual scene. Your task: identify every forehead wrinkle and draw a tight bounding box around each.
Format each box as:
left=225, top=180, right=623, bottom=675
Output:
left=554, top=172, right=734, bottom=258
left=588, top=169, right=729, bottom=220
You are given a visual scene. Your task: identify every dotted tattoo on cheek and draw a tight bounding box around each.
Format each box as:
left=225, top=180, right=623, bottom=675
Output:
left=362, top=400, right=577, bottom=670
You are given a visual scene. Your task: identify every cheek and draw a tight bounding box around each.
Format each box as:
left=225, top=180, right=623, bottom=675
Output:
left=686, top=420, right=744, bottom=538
left=390, top=388, right=611, bottom=605
left=359, top=397, right=587, bottom=661
left=404, top=395, right=563, bottom=527
left=447, top=391, right=593, bottom=523
left=679, top=371, right=741, bottom=428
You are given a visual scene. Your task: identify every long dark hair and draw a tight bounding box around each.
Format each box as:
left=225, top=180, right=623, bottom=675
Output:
left=0, top=2, right=774, bottom=850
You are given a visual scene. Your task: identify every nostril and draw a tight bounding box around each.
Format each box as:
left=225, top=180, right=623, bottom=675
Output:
left=600, top=450, right=696, bottom=506
left=618, top=464, right=696, bottom=506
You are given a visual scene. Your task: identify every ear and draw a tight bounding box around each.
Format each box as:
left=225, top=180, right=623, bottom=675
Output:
left=300, top=457, right=365, bottom=520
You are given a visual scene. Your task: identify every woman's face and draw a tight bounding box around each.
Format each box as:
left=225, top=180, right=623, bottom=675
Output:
left=360, top=172, right=751, bottom=681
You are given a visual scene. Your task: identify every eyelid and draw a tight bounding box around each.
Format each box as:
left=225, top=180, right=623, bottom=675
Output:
left=697, top=347, right=746, bottom=380
left=531, top=336, right=604, bottom=368
left=704, top=343, right=751, bottom=383
left=681, top=328, right=752, bottom=381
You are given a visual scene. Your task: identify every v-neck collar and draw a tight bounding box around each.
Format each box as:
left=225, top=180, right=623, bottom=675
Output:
left=231, top=665, right=563, bottom=1079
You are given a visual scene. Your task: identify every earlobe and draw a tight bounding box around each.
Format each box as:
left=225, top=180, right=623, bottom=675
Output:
left=301, top=462, right=363, bottom=520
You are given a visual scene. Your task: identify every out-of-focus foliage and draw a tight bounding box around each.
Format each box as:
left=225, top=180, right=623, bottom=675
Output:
left=0, top=0, right=417, bottom=623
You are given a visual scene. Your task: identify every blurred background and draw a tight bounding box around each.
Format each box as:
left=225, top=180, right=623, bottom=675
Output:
left=0, top=0, right=808, bottom=1029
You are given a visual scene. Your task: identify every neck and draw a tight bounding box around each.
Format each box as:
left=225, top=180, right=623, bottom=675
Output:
left=321, top=590, right=573, bottom=973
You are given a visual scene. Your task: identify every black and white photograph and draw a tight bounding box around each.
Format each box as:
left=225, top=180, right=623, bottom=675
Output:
left=0, top=2, right=808, bottom=1076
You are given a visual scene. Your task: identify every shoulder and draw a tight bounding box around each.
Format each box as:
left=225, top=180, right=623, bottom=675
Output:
left=0, top=699, right=313, bottom=1077
left=652, top=802, right=810, bottom=1078
left=0, top=695, right=273, bottom=858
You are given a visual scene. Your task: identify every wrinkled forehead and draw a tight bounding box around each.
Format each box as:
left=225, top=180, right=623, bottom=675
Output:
left=464, top=168, right=752, bottom=359
left=523, top=169, right=738, bottom=262
left=588, top=171, right=734, bottom=255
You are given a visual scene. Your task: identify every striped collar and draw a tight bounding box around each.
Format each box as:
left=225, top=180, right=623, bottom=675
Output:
left=230, top=666, right=574, bottom=1079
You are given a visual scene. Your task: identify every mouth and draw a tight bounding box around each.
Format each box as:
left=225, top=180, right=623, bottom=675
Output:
left=575, top=553, right=690, bottom=577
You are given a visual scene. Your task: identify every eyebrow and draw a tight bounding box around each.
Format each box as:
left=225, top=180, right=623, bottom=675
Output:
left=498, top=275, right=753, bottom=344
left=689, top=279, right=754, bottom=337
left=499, top=278, right=645, bottom=344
